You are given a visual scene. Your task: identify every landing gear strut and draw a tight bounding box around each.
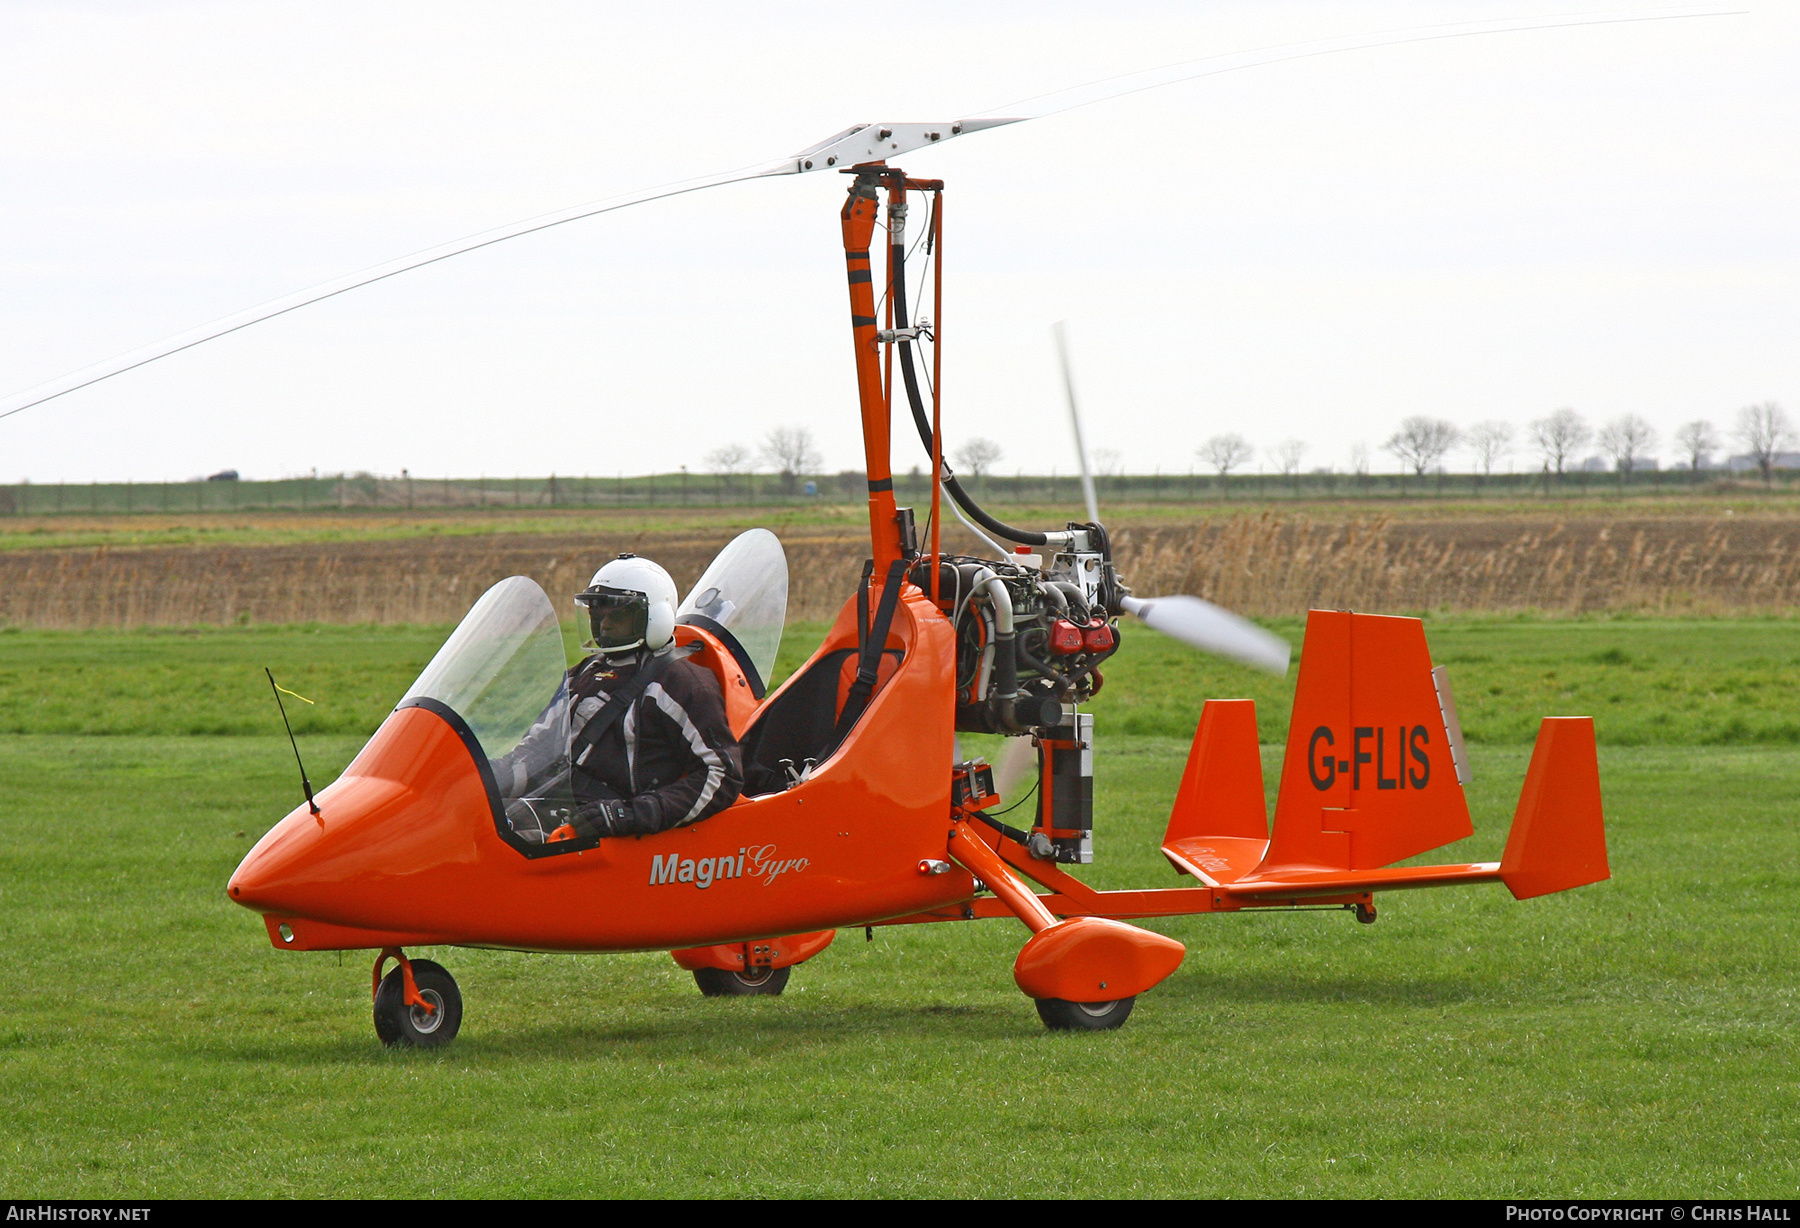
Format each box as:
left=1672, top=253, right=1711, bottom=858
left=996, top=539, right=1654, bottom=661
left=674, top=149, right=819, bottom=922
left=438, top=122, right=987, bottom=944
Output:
left=372, top=948, right=463, bottom=1048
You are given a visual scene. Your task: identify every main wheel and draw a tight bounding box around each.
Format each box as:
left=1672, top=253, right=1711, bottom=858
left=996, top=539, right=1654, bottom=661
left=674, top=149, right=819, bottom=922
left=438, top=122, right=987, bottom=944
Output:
left=374, top=959, right=462, bottom=1048
left=693, top=965, right=791, bottom=997
left=1035, top=996, right=1135, bottom=1032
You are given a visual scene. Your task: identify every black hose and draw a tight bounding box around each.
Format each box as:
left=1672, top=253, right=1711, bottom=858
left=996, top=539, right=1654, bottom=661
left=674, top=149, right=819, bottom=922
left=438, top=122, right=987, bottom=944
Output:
left=890, top=232, right=1049, bottom=547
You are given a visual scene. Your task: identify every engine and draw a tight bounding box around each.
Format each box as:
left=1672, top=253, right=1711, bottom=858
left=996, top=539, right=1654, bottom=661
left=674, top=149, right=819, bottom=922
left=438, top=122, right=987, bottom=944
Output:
left=908, top=522, right=1123, bottom=736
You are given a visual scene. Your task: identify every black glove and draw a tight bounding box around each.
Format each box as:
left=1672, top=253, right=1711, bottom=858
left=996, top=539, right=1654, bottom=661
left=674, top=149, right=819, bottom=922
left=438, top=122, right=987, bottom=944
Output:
left=569, top=798, right=632, bottom=841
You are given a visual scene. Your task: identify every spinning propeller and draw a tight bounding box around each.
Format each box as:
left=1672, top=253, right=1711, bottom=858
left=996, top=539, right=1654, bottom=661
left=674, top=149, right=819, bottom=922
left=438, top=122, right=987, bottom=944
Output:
left=1054, top=322, right=1293, bottom=677
left=0, top=6, right=1736, bottom=423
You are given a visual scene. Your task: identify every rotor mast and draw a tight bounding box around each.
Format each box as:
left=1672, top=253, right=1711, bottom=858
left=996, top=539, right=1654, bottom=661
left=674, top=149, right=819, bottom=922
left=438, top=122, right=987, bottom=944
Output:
left=839, top=171, right=897, bottom=571
left=840, top=165, right=940, bottom=577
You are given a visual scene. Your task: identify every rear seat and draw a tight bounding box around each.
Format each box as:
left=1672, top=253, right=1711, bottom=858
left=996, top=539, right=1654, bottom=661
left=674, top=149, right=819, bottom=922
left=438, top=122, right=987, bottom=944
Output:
left=738, top=646, right=902, bottom=796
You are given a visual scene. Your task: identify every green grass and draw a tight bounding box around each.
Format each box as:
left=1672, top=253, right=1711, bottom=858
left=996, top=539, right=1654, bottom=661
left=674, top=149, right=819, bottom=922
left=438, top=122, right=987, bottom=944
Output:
left=8, top=489, right=1800, bottom=552
left=0, top=505, right=875, bottom=553
left=1, top=620, right=1796, bottom=1195
left=0, top=733, right=1794, bottom=1196
left=5, top=615, right=1797, bottom=746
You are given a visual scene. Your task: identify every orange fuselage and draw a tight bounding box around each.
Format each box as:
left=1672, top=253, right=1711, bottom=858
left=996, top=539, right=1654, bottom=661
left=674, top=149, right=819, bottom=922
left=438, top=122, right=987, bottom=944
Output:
left=229, top=588, right=976, bottom=953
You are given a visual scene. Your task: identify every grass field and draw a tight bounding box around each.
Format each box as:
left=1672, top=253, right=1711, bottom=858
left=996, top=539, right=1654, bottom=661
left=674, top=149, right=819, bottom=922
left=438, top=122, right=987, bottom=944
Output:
left=6, top=493, right=1800, bottom=553
left=1, top=618, right=1796, bottom=1196
left=6, top=615, right=1800, bottom=746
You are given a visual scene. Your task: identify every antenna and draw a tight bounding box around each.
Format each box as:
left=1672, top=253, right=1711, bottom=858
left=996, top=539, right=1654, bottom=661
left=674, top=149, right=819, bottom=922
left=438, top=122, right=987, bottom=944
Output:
left=1054, top=320, right=1101, bottom=525
left=265, top=668, right=320, bottom=817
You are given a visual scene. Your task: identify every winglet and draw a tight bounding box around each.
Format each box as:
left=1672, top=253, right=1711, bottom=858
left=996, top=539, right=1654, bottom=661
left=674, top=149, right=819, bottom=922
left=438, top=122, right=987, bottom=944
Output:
left=1499, top=717, right=1610, bottom=900
left=1164, top=699, right=1268, bottom=846
left=1160, top=699, right=1270, bottom=884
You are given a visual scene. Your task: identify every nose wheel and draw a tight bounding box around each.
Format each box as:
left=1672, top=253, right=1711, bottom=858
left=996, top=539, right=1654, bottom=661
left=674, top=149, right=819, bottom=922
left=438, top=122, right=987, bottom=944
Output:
left=372, top=950, right=463, bottom=1048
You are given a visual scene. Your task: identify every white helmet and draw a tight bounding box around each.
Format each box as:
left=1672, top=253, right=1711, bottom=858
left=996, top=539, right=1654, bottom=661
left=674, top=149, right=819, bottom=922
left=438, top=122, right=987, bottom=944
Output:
left=575, top=554, right=678, bottom=655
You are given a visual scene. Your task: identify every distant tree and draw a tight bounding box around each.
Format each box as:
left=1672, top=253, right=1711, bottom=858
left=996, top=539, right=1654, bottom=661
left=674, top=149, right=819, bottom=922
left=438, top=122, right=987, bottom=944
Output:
left=1272, top=439, right=1307, bottom=476
left=1090, top=447, right=1124, bottom=477
left=759, top=426, right=822, bottom=494
left=1384, top=416, right=1461, bottom=477
left=705, top=442, right=751, bottom=475
left=1529, top=407, right=1590, bottom=477
left=1597, top=414, right=1658, bottom=477
left=952, top=437, right=1004, bottom=478
left=1673, top=419, right=1719, bottom=473
left=1197, top=434, right=1254, bottom=477
left=1348, top=442, right=1371, bottom=477
left=1465, top=420, right=1514, bottom=476
left=1735, top=402, right=1795, bottom=486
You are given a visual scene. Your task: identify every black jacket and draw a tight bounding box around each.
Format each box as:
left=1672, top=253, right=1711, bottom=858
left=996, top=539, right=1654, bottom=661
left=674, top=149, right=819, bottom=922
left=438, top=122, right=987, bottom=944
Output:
left=494, top=645, right=743, bottom=836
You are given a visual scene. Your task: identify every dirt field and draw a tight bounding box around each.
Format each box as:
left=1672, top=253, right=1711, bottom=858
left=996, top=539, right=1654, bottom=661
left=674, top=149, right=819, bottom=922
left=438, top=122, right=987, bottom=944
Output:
left=4, top=507, right=1800, bottom=627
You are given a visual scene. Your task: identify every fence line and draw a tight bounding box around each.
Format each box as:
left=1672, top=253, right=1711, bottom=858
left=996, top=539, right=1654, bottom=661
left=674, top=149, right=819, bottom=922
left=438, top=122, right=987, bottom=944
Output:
left=1, top=467, right=1790, bottom=516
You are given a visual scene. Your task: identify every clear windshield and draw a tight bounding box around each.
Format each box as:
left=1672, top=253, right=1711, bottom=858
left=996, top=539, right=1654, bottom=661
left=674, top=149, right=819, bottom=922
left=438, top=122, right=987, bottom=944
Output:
left=677, top=528, right=787, bottom=689
left=400, top=575, right=568, bottom=759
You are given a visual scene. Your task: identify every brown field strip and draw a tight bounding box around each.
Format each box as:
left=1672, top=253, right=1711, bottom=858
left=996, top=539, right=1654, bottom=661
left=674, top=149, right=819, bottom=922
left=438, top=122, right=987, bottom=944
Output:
left=4, top=511, right=1800, bottom=628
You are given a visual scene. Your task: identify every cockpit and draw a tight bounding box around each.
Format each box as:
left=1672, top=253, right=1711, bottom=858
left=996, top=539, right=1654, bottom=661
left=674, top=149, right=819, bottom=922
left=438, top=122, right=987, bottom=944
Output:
left=396, top=529, right=787, bottom=858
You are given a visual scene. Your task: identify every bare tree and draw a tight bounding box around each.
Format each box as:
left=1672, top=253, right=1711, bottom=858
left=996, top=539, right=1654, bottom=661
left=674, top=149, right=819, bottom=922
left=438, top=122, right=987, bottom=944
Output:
left=1384, top=416, right=1461, bottom=477
left=1197, top=434, right=1253, bottom=477
left=1090, top=447, right=1124, bottom=477
left=1596, top=414, right=1658, bottom=477
left=1465, top=420, right=1514, bottom=476
left=759, top=426, right=822, bottom=494
left=1529, top=407, right=1590, bottom=477
left=1348, top=442, right=1371, bottom=477
left=1736, top=402, right=1795, bottom=486
left=1272, top=439, right=1307, bottom=475
left=952, top=437, right=1004, bottom=478
left=705, top=442, right=751, bottom=475
left=1672, top=419, right=1718, bottom=473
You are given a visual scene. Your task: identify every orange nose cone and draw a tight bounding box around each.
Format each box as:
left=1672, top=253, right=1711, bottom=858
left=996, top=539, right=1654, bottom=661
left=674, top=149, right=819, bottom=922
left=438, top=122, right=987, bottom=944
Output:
left=228, top=772, right=421, bottom=915
left=226, top=705, right=495, bottom=931
left=227, top=798, right=325, bottom=912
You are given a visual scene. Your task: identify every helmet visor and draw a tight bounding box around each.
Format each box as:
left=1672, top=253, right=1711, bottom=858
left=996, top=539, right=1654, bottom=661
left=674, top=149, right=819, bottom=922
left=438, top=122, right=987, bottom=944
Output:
left=574, top=585, right=649, bottom=652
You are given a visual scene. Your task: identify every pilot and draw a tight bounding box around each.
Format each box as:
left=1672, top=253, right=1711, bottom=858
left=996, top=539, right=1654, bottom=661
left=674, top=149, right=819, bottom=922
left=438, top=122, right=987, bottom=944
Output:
left=493, top=554, right=743, bottom=842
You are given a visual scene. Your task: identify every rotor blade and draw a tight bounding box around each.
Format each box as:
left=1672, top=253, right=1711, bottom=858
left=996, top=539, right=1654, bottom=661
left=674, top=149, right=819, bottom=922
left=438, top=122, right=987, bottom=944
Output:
left=1053, top=321, right=1101, bottom=525
left=0, top=5, right=1738, bottom=422
left=0, top=159, right=793, bottom=422
left=1120, top=594, right=1291, bottom=675
left=969, top=6, right=1742, bottom=123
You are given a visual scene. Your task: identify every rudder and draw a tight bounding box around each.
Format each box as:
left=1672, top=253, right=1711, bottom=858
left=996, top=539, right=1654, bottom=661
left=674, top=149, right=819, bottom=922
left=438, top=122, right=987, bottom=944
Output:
left=1260, top=610, right=1473, bottom=873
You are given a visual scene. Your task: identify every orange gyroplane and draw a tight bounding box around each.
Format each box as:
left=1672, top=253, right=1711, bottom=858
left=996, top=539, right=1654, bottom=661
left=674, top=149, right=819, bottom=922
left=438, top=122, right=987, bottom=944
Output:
left=228, top=166, right=1609, bottom=1045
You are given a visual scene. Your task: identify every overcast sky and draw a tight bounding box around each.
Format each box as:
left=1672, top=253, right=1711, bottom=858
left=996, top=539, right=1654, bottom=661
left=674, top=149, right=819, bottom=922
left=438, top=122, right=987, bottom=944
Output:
left=1, top=1, right=1794, bottom=481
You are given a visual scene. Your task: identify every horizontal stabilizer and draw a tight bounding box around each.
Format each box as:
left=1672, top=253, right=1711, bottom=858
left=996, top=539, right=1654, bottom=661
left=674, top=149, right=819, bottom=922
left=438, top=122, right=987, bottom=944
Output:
left=1500, top=717, right=1610, bottom=900
left=1224, top=861, right=1500, bottom=899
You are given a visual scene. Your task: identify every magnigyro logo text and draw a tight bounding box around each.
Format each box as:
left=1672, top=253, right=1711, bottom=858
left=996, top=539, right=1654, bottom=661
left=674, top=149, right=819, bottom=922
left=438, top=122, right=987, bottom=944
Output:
left=1308, top=724, right=1434, bottom=792
left=648, top=843, right=808, bottom=890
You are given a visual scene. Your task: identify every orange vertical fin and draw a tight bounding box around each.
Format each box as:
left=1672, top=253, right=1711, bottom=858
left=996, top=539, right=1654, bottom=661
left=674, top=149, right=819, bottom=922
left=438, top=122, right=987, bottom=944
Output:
left=1499, top=717, right=1610, bottom=900
left=1160, top=699, right=1269, bottom=884
left=1260, top=610, right=1473, bottom=874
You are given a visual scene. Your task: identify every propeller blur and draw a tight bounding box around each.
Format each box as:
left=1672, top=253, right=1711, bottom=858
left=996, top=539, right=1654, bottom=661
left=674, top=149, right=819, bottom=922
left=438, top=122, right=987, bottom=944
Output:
left=1119, top=594, right=1291, bottom=676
